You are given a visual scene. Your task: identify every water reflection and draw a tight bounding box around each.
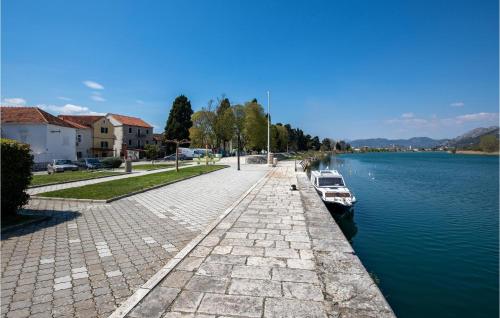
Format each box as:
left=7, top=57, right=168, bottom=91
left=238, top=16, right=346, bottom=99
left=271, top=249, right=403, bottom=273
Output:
left=308, top=155, right=358, bottom=242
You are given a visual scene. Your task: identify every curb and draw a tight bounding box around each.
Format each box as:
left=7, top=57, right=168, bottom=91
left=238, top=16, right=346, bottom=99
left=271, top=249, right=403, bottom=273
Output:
left=32, top=165, right=229, bottom=203
left=108, top=168, right=273, bottom=318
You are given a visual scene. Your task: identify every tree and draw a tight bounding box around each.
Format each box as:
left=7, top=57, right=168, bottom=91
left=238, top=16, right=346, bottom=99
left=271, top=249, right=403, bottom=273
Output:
left=189, top=103, right=217, bottom=165
left=164, top=95, right=194, bottom=152
left=309, top=136, right=321, bottom=151
left=144, top=144, right=159, bottom=163
left=320, top=138, right=332, bottom=151
left=479, top=135, right=499, bottom=153
left=244, top=100, right=267, bottom=151
left=214, top=97, right=235, bottom=152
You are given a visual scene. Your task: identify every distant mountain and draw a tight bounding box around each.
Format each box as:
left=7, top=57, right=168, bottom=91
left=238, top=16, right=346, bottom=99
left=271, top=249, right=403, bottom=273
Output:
left=350, top=137, right=448, bottom=148
left=446, top=126, right=499, bottom=148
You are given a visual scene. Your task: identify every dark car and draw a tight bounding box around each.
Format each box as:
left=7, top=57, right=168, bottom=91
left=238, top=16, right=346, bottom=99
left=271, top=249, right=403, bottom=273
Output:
left=77, top=158, right=102, bottom=170
left=163, top=154, right=188, bottom=161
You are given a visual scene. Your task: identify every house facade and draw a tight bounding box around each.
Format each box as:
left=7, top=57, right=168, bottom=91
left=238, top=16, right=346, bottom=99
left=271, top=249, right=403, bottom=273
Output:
left=58, top=115, right=115, bottom=158
left=107, top=114, right=153, bottom=158
left=1, top=107, right=76, bottom=164
left=58, top=116, right=92, bottom=159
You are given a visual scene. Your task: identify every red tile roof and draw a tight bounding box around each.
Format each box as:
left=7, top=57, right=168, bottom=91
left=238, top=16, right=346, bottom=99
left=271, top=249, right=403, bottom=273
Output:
left=153, top=133, right=164, bottom=141
left=58, top=115, right=103, bottom=128
left=1, top=106, right=75, bottom=128
left=108, top=113, right=152, bottom=128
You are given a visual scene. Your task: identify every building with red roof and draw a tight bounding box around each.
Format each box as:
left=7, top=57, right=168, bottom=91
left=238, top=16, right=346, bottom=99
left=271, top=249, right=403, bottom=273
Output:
left=1, top=106, right=77, bottom=163
left=107, top=113, right=154, bottom=158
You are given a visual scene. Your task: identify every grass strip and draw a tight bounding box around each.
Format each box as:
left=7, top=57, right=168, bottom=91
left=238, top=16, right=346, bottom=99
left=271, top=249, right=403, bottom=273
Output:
left=38, top=165, right=227, bottom=200
left=30, top=170, right=124, bottom=187
left=131, top=163, right=178, bottom=170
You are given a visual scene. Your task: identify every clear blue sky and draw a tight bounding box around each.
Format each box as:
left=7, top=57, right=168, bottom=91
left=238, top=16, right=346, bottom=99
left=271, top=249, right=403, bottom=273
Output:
left=2, top=0, right=498, bottom=140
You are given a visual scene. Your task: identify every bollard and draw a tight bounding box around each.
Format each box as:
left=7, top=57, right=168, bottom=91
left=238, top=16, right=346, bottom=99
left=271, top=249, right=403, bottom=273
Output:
left=273, top=157, right=278, bottom=167
left=125, top=159, right=132, bottom=173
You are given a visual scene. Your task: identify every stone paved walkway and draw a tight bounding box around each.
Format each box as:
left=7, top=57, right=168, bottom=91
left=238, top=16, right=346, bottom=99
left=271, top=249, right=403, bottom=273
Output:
left=28, top=163, right=195, bottom=195
left=124, top=162, right=395, bottom=318
left=1, top=163, right=269, bottom=318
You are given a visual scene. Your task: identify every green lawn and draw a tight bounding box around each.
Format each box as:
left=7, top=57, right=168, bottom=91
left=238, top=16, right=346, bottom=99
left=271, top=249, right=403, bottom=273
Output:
left=38, top=165, right=227, bottom=200
left=30, top=170, right=124, bottom=187
left=132, top=163, right=179, bottom=170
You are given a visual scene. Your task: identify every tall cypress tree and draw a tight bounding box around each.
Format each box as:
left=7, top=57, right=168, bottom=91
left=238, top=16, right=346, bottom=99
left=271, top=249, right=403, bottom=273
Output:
left=164, top=95, right=194, bottom=141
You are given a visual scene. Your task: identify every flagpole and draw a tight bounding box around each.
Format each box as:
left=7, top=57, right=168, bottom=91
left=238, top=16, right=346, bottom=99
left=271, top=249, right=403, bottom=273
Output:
left=267, top=91, right=271, bottom=165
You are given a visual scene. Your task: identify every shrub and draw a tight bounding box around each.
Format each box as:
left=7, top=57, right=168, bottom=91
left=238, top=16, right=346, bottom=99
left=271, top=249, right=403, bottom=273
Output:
left=102, top=157, right=123, bottom=169
left=1, top=139, right=33, bottom=221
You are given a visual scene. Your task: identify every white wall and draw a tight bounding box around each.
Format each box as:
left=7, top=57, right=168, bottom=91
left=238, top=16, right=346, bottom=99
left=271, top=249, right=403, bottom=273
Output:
left=45, top=124, right=77, bottom=161
left=1, top=123, right=47, bottom=162
left=75, top=128, right=92, bottom=158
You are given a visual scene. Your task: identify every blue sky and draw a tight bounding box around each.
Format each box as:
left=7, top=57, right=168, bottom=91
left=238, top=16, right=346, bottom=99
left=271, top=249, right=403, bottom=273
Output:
left=2, top=0, right=498, bottom=140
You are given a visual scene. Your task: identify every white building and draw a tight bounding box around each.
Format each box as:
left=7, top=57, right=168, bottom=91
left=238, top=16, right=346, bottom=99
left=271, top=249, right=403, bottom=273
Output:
left=1, top=107, right=77, bottom=164
left=58, top=115, right=94, bottom=159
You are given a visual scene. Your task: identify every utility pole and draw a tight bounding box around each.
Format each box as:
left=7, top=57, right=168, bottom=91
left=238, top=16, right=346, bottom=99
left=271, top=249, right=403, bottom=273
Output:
left=267, top=91, right=271, bottom=166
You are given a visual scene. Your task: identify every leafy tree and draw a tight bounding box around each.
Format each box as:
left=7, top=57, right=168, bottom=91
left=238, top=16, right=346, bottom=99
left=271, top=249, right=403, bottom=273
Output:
left=164, top=95, right=194, bottom=152
left=320, top=138, right=332, bottom=151
left=309, top=136, right=321, bottom=151
left=479, top=135, right=499, bottom=152
left=189, top=106, right=216, bottom=149
left=244, top=100, right=267, bottom=151
left=214, top=97, right=235, bottom=153
left=144, top=144, right=159, bottom=162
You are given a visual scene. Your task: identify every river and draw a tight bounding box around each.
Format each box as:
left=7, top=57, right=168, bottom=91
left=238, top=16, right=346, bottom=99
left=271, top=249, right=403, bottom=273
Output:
left=312, top=152, right=499, bottom=318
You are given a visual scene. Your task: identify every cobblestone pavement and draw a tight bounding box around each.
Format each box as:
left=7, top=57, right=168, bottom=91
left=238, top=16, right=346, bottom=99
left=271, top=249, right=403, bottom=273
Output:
left=1, top=163, right=269, bottom=318
left=28, top=163, right=196, bottom=195
left=125, top=162, right=395, bottom=318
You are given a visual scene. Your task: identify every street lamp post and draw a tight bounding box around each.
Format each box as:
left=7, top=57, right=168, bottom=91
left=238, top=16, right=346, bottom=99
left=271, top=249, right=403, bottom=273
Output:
left=267, top=91, right=271, bottom=166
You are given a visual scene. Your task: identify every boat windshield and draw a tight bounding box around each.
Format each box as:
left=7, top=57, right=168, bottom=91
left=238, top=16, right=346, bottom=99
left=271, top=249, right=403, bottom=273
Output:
left=318, top=177, right=344, bottom=187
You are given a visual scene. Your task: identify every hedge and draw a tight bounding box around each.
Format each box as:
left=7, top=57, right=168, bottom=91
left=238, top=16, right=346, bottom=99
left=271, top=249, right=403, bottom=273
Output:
left=102, top=157, right=123, bottom=169
left=1, top=139, right=33, bottom=220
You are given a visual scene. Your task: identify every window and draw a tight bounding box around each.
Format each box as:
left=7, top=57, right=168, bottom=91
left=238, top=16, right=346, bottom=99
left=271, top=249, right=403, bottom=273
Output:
left=128, top=139, right=132, bottom=146
left=77, top=135, right=82, bottom=142
left=146, top=140, right=149, bottom=144
left=101, top=141, right=108, bottom=149
left=137, top=140, right=141, bottom=147
left=318, top=177, right=344, bottom=187
left=77, top=151, right=82, bottom=158
left=101, top=127, right=108, bottom=133
left=129, top=127, right=132, bottom=133
left=146, top=129, right=149, bottom=134
left=138, top=129, right=141, bottom=135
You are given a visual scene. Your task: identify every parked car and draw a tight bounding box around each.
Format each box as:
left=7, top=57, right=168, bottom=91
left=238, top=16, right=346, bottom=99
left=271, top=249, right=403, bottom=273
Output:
left=163, top=153, right=189, bottom=161
left=77, top=158, right=102, bottom=170
left=47, top=159, right=79, bottom=174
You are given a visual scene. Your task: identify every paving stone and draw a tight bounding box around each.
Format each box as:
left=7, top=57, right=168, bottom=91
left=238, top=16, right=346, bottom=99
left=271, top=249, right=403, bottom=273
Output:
left=282, top=282, right=324, bottom=301
left=197, top=293, right=263, bottom=317
left=211, top=246, right=232, bottom=255
left=129, top=287, right=180, bottom=318
left=265, top=248, right=299, bottom=259
left=170, top=291, right=204, bottom=312
left=161, top=271, right=194, bottom=288
left=196, top=263, right=232, bottom=277
left=231, top=265, right=271, bottom=280
left=230, top=246, right=264, bottom=256
left=54, top=282, right=72, bottom=291
left=264, top=298, right=327, bottom=318
left=185, top=276, right=228, bottom=293
left=228, top=278, right=282, bottom=297
left=287, top=259, right=315, bottom=270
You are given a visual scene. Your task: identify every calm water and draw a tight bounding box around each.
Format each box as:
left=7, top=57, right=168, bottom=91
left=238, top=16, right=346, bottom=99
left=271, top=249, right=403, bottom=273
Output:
left=313, top=152, right=499, bottom=318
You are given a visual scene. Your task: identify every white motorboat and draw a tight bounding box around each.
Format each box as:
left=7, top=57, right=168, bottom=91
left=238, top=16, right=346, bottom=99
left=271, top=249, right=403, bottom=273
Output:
left=310, top=169, right=357, bottom=208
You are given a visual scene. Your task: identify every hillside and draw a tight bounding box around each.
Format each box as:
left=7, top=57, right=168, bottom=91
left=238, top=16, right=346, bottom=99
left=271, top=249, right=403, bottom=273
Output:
left=446, top=126, right=499, bottom=148
left=350, top=137, right=448, bottom=148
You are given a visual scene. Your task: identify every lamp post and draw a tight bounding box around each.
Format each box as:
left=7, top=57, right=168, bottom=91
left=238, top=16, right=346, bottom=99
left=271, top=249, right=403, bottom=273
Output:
left=267, top=91, right=271, bottom=166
